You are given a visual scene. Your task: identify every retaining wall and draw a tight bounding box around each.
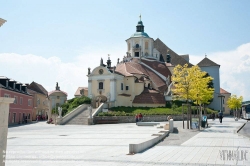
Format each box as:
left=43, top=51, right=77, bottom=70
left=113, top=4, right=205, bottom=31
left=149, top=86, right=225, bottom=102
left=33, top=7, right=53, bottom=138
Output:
left=94, top=114, right=212, bottom=123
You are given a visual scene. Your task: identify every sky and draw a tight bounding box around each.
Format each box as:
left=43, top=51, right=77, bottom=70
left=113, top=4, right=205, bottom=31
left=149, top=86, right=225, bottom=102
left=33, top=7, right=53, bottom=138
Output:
left=1, top=0, right=250, bottom=100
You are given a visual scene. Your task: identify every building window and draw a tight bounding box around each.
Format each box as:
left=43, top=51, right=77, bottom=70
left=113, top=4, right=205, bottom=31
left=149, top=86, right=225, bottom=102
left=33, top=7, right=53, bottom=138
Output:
left=4, top=94, right=10, bottom=98
left=14, top=96, right=18, bottom=104
left=57, top=96, right=60, bottom=99
left=121, top=83, right=123, bottom=90
left=12, top=113, right=16, bottom=123
left=28, top=99, right=32, bottom=106
left=37, top=98, right=40, bottom=105
left=20, top=97, right=23, bottom=105
left=145, top=41, right=148, bottom=49
left=126, top=86, right=129, bottom=90
left=99, top=82, right=103, bottom=89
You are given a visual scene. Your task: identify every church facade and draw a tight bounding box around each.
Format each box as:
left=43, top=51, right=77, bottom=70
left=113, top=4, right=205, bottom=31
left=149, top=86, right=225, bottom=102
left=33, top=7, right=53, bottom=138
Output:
left=87, top=18, right=230, bottom=112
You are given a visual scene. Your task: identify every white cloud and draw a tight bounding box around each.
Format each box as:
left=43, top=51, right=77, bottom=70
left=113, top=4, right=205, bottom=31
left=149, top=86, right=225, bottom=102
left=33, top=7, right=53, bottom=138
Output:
left=0, top=51, right=121, bottom=99
left=190, top=43, right=250, bottom=101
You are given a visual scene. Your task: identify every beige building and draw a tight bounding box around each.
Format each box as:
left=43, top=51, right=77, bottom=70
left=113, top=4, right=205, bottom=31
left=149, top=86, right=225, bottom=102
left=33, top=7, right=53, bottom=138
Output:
left=74, top=87, right=88, bottom=98
left=27, top=82, right=49, bottom=121
left=220, top=88, right=231, bottom=115
left=48, top=82, right=67, bottom=120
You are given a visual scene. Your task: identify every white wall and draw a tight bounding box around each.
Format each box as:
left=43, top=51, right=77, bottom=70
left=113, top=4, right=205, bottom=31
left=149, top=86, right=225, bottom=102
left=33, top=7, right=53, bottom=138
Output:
left=200, top=66, right=221, bottom=110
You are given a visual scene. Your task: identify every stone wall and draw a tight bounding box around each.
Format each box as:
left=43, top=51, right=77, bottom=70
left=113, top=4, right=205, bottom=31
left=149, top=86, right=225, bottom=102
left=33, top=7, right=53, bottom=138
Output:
left=94, top=114, right=212, bottom=123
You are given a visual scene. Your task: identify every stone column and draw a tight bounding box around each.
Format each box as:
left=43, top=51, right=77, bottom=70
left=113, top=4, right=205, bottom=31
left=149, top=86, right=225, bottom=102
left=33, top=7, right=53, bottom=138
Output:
left=88, top=80, right=92, bottom=98
left=88, top=106, right=93, bottom=125
left=110, top=79, right=116, bottom=101
left=0, top=97, right=14, bottom=166
left=47, top=98, right=52, bottom=120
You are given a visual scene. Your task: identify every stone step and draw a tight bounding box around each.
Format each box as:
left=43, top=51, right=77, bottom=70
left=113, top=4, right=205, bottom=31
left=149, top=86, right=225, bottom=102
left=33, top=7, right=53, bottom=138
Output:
left=64, top=107, right=90, bottom=125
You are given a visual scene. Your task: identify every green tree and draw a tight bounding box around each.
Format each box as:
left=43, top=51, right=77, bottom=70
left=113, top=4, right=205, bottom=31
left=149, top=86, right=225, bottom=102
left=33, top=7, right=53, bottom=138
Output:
left=227, top=95, right=243, bottom=118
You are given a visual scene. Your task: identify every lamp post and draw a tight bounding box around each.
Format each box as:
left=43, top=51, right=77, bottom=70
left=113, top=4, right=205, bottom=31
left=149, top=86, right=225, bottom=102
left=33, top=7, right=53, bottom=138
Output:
left=218, top=94, right=225, bottom=113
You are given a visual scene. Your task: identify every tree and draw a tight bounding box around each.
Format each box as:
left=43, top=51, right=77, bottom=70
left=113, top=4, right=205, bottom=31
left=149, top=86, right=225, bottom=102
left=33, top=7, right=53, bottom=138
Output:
left=227, top=95, right=243, bottom=118
left=172, top=64, right=214, bottom=129
left=189, top=66, right=214, bottom=129
left=172, top=64, right=193, bottom=129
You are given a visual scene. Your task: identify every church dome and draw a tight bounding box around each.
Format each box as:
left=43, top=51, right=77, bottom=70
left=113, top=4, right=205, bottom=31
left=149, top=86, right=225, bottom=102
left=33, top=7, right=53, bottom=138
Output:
left=131, top=32, right=149, bottom=38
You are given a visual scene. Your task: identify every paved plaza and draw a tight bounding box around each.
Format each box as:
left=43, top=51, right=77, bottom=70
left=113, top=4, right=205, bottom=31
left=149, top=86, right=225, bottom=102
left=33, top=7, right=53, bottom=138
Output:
left=5, top=117, right=250, bottom=166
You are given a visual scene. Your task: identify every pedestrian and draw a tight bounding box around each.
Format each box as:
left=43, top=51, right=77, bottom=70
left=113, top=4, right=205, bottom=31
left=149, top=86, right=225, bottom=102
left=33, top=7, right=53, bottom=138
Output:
left=135, top=114, right=139, bottom=123
left=218, top=111, right=223, bottom=123
left=139, top=113, right=143, bottom=122
left=25, top=116, right=28, bottom=123
left=212, top=113, right=215, bottom=121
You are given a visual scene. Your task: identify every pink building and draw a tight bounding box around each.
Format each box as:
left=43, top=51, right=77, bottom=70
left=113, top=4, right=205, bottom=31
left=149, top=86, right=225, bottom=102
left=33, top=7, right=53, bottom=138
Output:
left=0, top=76, right=33, bottom=125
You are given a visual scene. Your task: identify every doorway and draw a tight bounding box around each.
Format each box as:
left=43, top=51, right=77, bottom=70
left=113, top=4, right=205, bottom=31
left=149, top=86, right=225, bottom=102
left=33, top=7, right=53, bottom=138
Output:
left=135, top=52, right=139, bottom=57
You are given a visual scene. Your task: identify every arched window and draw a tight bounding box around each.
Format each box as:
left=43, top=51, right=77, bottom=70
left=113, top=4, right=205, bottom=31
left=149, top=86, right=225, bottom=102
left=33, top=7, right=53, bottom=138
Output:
left=145, top=41, right=148, bottom=49
left=136, top=44, right=139, bottom=48
left=99, top=82, right=103, bottom=89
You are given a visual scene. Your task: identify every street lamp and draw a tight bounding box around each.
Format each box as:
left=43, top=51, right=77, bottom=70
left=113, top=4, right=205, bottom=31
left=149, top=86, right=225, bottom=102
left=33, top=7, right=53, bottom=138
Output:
left=218, top=94, right=225, bottom=113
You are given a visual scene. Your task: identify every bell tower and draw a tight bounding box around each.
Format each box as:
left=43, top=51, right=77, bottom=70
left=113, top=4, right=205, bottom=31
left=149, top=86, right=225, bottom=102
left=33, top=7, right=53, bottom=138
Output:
left=125, top=15, right=155, bottom=60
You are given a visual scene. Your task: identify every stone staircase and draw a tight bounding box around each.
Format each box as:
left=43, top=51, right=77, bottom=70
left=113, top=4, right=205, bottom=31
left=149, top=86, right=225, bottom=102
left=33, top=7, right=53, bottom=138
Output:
left=64, top=107, right=95, bottom=125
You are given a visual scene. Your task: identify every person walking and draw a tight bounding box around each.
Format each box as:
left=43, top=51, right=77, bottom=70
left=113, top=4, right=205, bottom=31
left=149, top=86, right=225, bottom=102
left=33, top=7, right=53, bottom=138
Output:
left=135, top=114, right=139, bottom=123
left=218, top=111, right=223, bottom=123
left=139, top=113, right=143, bottom=122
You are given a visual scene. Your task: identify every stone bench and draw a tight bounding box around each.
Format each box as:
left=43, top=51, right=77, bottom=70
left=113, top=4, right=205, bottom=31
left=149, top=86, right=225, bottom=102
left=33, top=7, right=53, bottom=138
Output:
left=129, top=130, right=169, bottom=154
left=136, top=122, right=161, bottom=126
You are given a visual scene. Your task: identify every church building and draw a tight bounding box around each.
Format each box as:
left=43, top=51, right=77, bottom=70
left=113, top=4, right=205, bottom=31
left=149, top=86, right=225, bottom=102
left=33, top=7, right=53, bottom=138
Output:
left=87, top=17, right=229, bottom=112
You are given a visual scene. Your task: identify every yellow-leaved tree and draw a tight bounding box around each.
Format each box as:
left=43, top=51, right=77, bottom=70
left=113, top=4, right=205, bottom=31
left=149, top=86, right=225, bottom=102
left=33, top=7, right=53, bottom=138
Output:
left=172, top=64, right=214, bottom=129
left=171, top=64, right=193, bottom=129
left=189, top=65, right=214, bottom=128
left=227, top=95, right=243, bottom=118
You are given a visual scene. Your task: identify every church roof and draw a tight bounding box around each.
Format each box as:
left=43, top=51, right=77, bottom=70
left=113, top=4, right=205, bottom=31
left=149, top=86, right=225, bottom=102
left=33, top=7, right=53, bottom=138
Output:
left=131, top=32, right=149, bottom=38
left=220, top=88, right=230, bottom=94
left=197, top=57, right=220, bottom=67
left=133, top=88, right=165, bottom=104
left=48, top=90, right=67, bottom=96
left=0, top=18, right=6, bottom=27
left=141, top=59, right=171, bottom=81
left=115, top=58, right=170, bottom=93
left=154, top=38, right=193, bottom=66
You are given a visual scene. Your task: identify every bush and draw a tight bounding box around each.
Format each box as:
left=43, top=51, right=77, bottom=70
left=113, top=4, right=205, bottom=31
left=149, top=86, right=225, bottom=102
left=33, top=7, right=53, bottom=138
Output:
left=56, top=96, right=91, bottom=116
left=97, top=105, right=216, bottom=116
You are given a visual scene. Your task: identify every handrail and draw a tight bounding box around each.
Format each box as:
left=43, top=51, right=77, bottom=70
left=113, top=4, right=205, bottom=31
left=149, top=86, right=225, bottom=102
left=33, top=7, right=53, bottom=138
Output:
left=91, top=103, right=104, bottom=118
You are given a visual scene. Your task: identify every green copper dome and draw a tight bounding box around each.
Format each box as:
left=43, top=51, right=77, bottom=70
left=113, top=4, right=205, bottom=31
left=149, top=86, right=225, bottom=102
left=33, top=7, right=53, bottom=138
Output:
left=131, top=32, right=149, bottom=38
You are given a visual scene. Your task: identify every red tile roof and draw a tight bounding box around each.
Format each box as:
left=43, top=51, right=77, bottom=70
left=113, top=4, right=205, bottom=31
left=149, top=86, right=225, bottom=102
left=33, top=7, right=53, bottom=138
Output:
left=133, top=88, right=165, bottom=104
left=115, top=58, right=171, bottom=93
left=220, top=88, right=230, bottom=94
left=74, top=87, right=88, bottom=96
left=48, top=90, right=67, bottom=96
